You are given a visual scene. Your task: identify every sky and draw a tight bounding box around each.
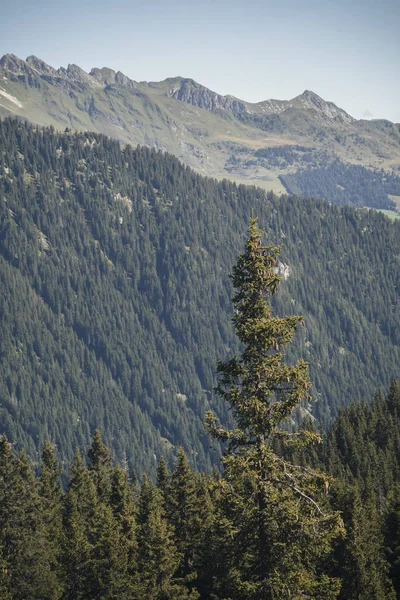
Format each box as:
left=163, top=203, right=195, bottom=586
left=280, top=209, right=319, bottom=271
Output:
left=1, top=0, right=399, bottom=122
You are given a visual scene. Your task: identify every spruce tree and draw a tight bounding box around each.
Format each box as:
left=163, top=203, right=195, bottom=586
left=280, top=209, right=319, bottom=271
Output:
left=168, top=447, right=204, bottom=594
left=388, top=378, right=400, bottom=417
left=384, top=482, right=400, bottom=598
left=335, top=483, right=395, bottom=600
left=156, top=455, right=170, bottom=500
left=109, top=464, right=140, bottom=596
left=206, top=217, right=343, bottom=599
left=0, top=543, right=11, bottom=600
left=63, top=446, right=137, bottom=600
left=39, top=441, right=64, bottom=599
left=137, top=476, right=195, bottom=599
left=0, top=438, right=55, bottom=599
left=88, top=430, right=113, bottom=503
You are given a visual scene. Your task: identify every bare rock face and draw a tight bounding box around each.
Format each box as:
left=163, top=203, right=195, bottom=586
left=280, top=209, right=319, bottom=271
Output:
left=293, top=90, right=355, bottom=124
left=0, top=54, right=42, bottom=87
left=168, top=78, right=248, bottom=114
left=0, top=54, right=27, bottom=74
left=64, top=64, right=94, bottom=87
left=89, top=67, right=136, bottom=89
left=166, top=80, right=354, bottom=124
left=26, top=55, right=58, bottom=78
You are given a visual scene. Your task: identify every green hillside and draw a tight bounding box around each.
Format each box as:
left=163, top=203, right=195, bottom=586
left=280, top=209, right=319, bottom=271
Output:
left=1, top=119, right=400, bottom=472
left=1, top=53, right=400, bottom=206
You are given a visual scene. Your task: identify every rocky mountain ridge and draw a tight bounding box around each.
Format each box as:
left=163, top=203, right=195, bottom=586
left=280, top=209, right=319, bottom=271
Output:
left=0, top=54, right=354, bottom=123
left=1, top=53, right=399, bottom=198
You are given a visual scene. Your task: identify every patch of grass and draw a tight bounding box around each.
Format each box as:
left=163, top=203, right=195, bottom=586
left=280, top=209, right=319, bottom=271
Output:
left=376, top=209, right=400, bottom=220
left=389, top=194, right=400, bottom=209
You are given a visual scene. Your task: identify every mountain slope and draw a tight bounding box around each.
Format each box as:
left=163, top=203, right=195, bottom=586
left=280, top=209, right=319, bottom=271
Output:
left=1, top=53, right=400, bottom=207
left=1, top=119, right=400, bottom=471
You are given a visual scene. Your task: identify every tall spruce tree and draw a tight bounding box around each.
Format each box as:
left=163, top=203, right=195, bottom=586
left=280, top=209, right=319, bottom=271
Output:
left=206, top=217, right=343, bottom=599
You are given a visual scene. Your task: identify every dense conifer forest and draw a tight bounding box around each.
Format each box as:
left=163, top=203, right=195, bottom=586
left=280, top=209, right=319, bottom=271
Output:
left=2, top=391, right=400, bottom=600
left=1, top=119, right=400, bottom=474
left=280, top=159, right=400, bottom=210
left=0, top=218, right=399, bottom=598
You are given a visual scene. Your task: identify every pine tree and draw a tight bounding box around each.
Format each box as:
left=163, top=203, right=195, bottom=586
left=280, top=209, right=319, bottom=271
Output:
left=156, top=455, right=170, bottom=500
left=206, top=217, right=343, bottom=599
left=88, top=429, right=113, bottom=503
left=0, top=438, right=55, bottom=599
left=109, top=464, right=140, bottom=596
left=62, top=449, right=97, bottom=600
left=335, top=482, right=395, bottom=600
left=384, top=482, right=400, bottom=598
left=137, top=476, right=194, bottom=599
left=168, top=447, right=203, bottom=594
left=39, top=441, right=64, bottom=599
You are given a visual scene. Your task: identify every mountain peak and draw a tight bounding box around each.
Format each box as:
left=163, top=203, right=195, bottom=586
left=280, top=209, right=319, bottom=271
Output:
left=302, top=89, right=322, bottom=98
left=89, top=66, right=136, bottom=89
left=26, top=55, right=57, bottom=77
left=291, top=90, right=355, bottom=123
left=0, top=53, right=27, bottom=73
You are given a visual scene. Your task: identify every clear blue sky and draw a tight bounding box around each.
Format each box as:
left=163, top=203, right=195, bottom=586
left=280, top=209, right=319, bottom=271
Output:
left=1, top=0, right=399, bottom=121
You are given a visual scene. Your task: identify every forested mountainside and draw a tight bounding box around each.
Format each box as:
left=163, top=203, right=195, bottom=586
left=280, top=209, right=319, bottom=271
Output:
left=1, top=215, right=400, bottom=600
left=280, top=158, right=400, bottom=210
left=1, top=53, right=400, bottom=208
left=1, top=119, right=400, bottom=473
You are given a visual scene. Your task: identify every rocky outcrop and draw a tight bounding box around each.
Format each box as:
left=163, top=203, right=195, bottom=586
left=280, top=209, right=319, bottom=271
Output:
left=291, top=90, right=355, bottom=124
left=26, top=55, right=58, bottom=77
left=254, top=91, right=354, bottom=123
left=168, top=78, right=248, bottom=114
left=166, top=79, right=354, bottom=123
left=0, top=54, right=137, bottom=92
left=0, top=53, right=42, bottom=87
left=0, top=54, right=27, bottom=74
left=89, top=67, right=136, bottom=89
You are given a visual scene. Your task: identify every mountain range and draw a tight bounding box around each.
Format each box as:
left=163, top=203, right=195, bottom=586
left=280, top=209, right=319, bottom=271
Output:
left=1, top=53, right=399, bottom=213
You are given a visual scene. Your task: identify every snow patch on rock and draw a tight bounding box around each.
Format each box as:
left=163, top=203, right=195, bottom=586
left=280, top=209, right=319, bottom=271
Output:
left=0, top=88, right=23, bottom=108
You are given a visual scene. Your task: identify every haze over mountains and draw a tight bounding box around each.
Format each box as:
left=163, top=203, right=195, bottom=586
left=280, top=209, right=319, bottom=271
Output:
left=1, top=53, right=400, bottom=210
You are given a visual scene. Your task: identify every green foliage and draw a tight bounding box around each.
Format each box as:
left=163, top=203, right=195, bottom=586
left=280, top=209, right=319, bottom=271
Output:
left=0, top=119, right=400, bottom=475
left=385, top=482, right=400, bottom=598
left=0, top=437, right=56, bottom=599
left=0, top=418, right=398, bottom=599
left=39, top=441, right=64, bottom=599
left=137, top=477, right=194, bottom=599
left=281, top=159, right=400, bottom=209
left=207, top=218, right=310, bottom=444
left=309, top=382, right=400, bottom=599
left=206, top=219, right=343, bottom=598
